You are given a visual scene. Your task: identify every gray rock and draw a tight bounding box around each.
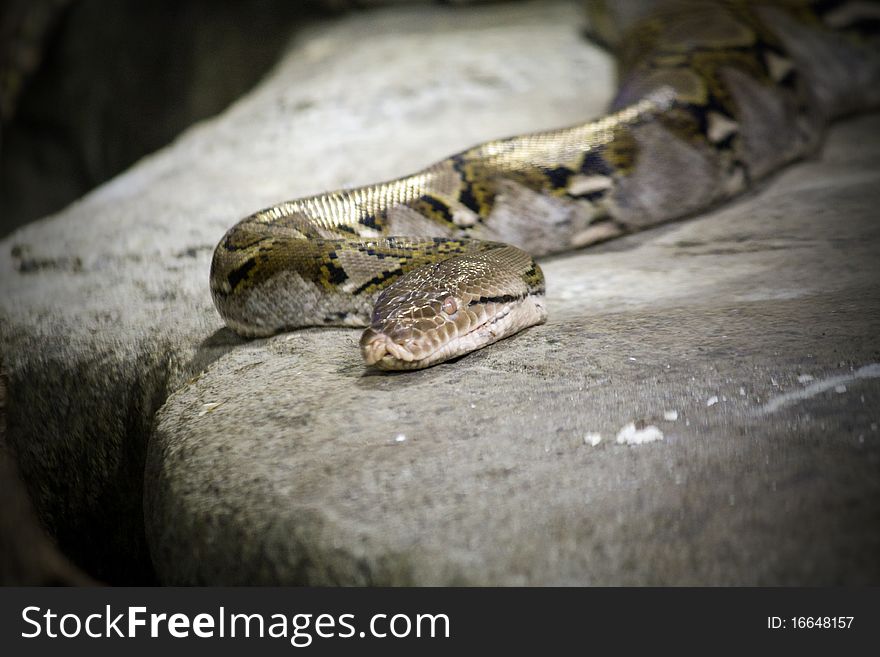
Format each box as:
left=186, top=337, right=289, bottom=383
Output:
left=0, top=1, right=611, bottom=582
left=144, top=110, right=880, bottom=584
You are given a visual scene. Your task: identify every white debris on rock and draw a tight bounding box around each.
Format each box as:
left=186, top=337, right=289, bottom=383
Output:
left=663, top=410, right=678, bottom=421
left=797, top=374, right=815, bottom=384
left=615, top=423, right=664, bottom=445
left=583, top=432, right=602, bottom=446
left=197, top=402, right=224, bottom=417
left=706, top=396, right=719, bottom=407
left=759, top=363, right=880, bottom=414
left=835, top=385, right=847, bottom=393
left=394, top=433, right=407, bottom=443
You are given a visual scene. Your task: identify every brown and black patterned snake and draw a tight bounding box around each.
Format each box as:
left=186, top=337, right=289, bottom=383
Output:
left=210, top=0, right=880, bottom=370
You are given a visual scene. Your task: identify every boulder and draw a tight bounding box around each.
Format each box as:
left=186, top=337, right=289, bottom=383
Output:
left=145, top=109, right=880, bottom=584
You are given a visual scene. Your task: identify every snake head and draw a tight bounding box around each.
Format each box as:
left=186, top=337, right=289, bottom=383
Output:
left=359, top=246, right=546, bottom=370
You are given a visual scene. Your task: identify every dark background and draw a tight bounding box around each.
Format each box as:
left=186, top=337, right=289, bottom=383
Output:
left=0, top=0, right=343, bottom=238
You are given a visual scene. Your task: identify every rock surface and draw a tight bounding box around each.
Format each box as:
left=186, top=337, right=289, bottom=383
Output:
left=2, top=0, right=878, bottom=585
left=145, top=111, right=880, bottom=584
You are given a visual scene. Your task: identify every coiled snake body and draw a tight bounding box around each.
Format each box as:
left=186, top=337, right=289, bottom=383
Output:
left=211, top=0, right=880, bottom=369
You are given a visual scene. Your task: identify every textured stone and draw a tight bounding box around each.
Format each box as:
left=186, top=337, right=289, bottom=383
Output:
left=144, top=109, right=880, bottom=584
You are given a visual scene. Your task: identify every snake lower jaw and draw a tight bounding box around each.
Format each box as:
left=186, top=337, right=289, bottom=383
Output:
left=360, top=294, right=548, bottom=371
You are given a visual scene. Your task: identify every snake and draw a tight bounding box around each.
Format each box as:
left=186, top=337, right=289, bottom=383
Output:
left=210, top=0, right=880, bottom=370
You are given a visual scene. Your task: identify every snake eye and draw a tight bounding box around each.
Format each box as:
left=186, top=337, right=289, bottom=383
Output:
left=441, top=296, right=458, bottom=316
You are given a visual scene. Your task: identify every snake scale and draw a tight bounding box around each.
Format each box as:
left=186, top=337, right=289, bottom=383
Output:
left=211, top=0, right=880, bottom=370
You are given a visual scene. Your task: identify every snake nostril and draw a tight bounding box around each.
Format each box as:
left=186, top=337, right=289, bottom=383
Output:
left=359, top=328, right=387, bottom=367
left=359, top=327, right=379, bottom=349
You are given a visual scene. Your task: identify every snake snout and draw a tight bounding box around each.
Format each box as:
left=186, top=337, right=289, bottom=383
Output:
left=359, top=327, right=417, bottom=367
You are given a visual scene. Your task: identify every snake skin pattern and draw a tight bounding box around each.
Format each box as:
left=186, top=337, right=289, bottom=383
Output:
left=211, top=0, right=880, bottom=370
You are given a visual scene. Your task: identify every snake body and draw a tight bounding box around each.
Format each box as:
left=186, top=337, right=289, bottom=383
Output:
left=211, top=0, right=880, bottom=370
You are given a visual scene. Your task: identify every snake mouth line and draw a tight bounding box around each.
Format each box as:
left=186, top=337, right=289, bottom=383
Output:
left=361, top=294, right=547, bottom=370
